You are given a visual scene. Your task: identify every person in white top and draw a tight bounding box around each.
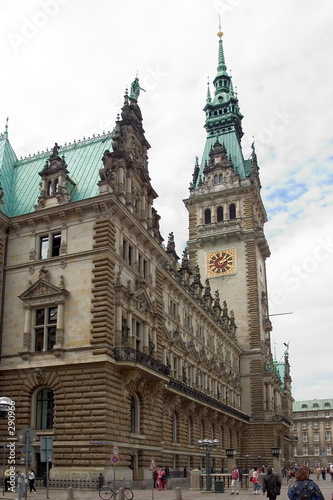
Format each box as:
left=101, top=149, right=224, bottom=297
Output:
left=28, top=469, right=37, bottom=494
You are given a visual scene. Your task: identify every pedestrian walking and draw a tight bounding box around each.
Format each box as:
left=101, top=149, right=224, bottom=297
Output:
left=16, top=471, right=26, bottom=500
left=288, top=466, right=324, bottom=500
left=28, top=468, right=37, bottom=493
left=158, top=467, right=166, bottom=491
left=231, top=464, right=240, bottom=494
left=262, top=467, right=281, bottom=500
left=4, top=466, right=10, bottom=492
left=252, top=467, right=261, bottom=495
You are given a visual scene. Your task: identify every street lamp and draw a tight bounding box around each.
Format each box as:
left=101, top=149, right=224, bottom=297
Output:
left=198, top=438, right=219, bottom=492
left=0, top=397, right=14, bottom=417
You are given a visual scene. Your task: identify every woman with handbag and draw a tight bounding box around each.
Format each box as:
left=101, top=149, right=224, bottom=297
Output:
left=262, top=467, right=281, bottom=500
left=252, top=467, right=261, bottom=495
left=158, top=467, right=166, bottom=491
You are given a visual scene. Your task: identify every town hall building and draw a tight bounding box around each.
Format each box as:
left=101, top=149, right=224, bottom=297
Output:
left=0, top=27, right=293, bottom=482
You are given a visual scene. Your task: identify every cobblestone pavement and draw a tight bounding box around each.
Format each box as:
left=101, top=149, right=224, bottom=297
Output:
left=2, top=477, right=333, bottom=500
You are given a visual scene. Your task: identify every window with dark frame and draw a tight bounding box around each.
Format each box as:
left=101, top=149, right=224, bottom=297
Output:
left=36, top=388, right=54, bottom=430
left=204, top=209, right=211, bottom=224
left=217, top=206, right=223, bottom=222
left=229, top=203, right=236, bottom=220
left=39, top=232, right=61, bottom=259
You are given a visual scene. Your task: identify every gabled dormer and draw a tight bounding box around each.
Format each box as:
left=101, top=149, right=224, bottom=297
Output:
left=35, top=143, right=76, bottom=210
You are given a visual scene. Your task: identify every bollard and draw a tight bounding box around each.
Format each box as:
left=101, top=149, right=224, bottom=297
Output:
left=167, top=479, right=172, bottom=490
left=175, top=486, right=182, bottom=500
left=141, top=479, right=146, bottom=489
left=118, top=486, right=125, bottom=500
left=67, top=486, right=75, bottom=499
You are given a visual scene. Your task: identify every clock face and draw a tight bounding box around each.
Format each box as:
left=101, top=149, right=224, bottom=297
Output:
left=207, top=249, right=236, bottom=277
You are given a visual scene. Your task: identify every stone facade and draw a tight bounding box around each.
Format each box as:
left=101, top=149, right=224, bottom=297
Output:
left=0, top=33, right=293, bottom=481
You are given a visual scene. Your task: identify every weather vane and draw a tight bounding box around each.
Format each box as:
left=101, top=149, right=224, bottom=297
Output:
left=218, top=14, right=223, bottom=38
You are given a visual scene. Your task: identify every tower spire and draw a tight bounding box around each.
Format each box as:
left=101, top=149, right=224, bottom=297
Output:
left=206, top=77, right=212, bottom=103
left=217, top=16, right=227, bottom=73
left=4, top=117, right=8, bottom=139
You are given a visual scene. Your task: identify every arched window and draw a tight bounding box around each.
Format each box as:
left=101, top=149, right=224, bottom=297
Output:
left=217, top=206, right=223, bottom=222
left=172, top=412, right=178, bottom=443
left=219, top=174, right=223, bottom=183
left=36, top=388, right=54, bottom=430
left=130, top=394, right=140, bottom=434
left=229, top=203, right=236, bottom=220
left=214, top=175, right=219, bottom=184
left=204, top=209, right=211, bottom=224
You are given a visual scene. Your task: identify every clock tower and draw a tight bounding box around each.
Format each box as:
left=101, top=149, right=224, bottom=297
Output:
left=184, top=27, right=292, bottom=458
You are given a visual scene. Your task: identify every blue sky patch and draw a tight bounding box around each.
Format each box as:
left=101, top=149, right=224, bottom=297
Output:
left=266, top=180, right=308, bottom=203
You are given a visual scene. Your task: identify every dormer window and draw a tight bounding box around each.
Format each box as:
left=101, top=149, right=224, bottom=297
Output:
left=35, top=143, right=73, bottom=210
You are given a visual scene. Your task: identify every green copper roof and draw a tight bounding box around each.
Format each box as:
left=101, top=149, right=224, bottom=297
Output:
left=293, top=398, right=333, bottom=412
left=0, top=132, right=114, bottom=217
left=274, top=360, right=285, bottom=389
left=0, top=133, right=18, bottom=214
left=193, top=31, right=252, bottom=188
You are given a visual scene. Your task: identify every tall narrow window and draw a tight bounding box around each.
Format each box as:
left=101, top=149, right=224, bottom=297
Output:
left=204, top=209, right=211, bottom=224
left=172, top=413, right=178, bottom=443
left=229, top=204, right=236, bottom=220
left=130, top=394, right=140, bottom=434
left=217, top=206, right=223, bottom=222
left=36, top=388, right=54, bottom=430
left=199, top=421, right=204, bottom=440
left=34, top=307, right=57, bottom=351
left=132, top=319, right=142, bottom=351
left=187, top=418, right=192, bottom=445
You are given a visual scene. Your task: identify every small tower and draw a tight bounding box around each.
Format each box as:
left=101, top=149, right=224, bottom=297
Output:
left=35, top=143, right=74, bottom=209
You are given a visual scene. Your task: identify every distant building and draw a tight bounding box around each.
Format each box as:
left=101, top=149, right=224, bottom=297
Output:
left=293, top=398, right=333, bottom=468
left=0, top=27, right=293, bottom=481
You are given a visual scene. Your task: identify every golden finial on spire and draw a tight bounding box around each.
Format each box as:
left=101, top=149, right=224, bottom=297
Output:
left=217, top=14, right=223, bottom=38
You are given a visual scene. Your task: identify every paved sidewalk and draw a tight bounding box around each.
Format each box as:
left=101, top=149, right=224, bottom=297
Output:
left=2, top=477, right=332, bottom=500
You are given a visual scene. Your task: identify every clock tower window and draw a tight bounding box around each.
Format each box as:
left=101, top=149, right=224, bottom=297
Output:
left=217, top=206, right=223, bottom=222
left=229, top=203, right=236, bottom=220
left=204, top=209, right=211, bottom=224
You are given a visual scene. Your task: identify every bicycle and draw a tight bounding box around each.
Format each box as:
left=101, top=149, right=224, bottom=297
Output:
left=99, top=478, right=134, bottom=500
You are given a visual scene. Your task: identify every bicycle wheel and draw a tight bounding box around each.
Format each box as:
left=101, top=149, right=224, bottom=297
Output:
left=124, top=487, right=134, bottom=500
left=99, top=486, right=114, bottom=500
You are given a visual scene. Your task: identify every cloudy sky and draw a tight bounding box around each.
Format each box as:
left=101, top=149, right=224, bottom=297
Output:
left=1, top=0, right=332, bottom=402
